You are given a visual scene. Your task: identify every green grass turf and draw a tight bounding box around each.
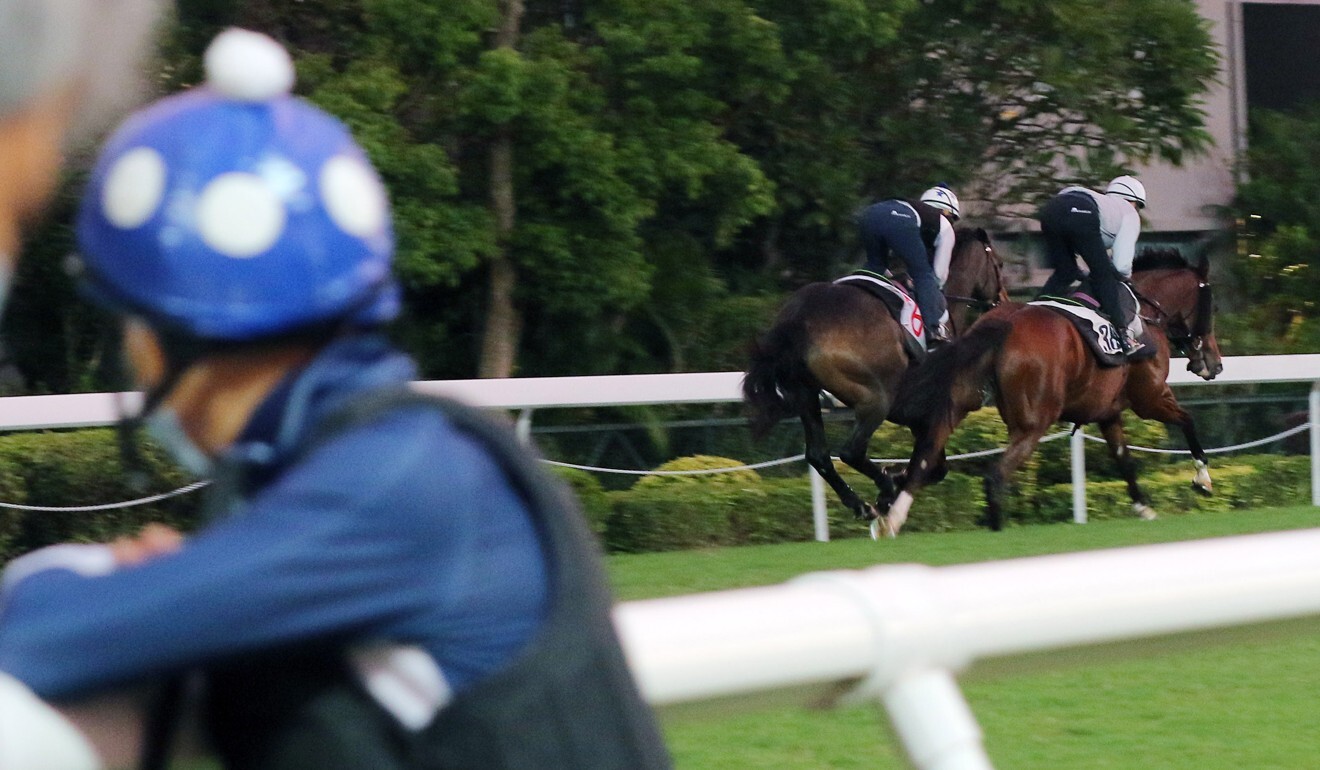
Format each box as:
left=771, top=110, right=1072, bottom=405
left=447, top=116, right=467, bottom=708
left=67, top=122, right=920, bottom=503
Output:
left=606, top=506, right=1320, bottom=600
left=608, top=506, right=1320, bottom=769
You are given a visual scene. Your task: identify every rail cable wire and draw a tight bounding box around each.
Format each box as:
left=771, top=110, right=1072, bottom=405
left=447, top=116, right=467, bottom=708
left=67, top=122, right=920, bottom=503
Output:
left=3, top=423, right=1312, bottom=511
left=552, top=422, right=1312, bottom=475
left=0, top=481, right=210, bottom=512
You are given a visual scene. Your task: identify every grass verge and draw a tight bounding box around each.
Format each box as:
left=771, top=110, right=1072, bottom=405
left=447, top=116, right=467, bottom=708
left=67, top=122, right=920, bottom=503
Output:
left=608, top=506, right=1320, bottom=769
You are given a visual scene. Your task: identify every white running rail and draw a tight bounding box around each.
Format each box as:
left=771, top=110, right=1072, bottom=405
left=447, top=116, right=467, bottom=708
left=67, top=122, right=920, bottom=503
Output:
left=5, top=354, right=1318, bottom=531
left=614, top=527, right=1320, bottom=769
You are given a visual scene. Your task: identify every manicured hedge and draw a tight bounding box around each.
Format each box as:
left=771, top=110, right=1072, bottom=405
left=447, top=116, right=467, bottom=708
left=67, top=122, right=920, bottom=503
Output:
left=601, top=455, right=1308, bottom=552
left=0, top=429, right=201, bottom=562
left=547, top=465, right=613, bottom=537
left=0, top=423, right=1310, bottom=563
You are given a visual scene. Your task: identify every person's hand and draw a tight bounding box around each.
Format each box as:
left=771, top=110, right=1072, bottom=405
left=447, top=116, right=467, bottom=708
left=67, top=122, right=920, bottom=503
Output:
left=110, top=523, right=183, bottom=566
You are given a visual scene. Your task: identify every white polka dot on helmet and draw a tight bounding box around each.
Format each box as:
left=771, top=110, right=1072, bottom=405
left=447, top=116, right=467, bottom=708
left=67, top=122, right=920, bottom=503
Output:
left=75, top=28, right=399, bottom=342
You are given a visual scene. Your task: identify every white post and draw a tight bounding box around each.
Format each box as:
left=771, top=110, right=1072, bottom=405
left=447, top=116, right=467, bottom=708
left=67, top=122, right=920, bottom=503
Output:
left=883, top=668, right=994, bottom=770
left=515, top=408, right=534, bottom=445
left=810, top=468, right=830, bottom=542
left=1310, top=383, right=1320, bottom=507
left=1071, top=428, right=1087, bottom=524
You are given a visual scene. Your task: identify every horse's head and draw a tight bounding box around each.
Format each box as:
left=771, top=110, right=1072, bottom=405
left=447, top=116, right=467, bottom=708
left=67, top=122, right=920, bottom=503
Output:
left=946, top=228, right=1009, bottom=335
left=1131, top=249, right=1223, bottom=380
left=1185, top=253, right=1224, bottom=380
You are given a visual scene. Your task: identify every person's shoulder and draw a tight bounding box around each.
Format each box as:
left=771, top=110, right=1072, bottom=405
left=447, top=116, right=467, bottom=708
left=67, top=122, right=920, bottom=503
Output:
left=275, top=399, right=529, bottom=526
left=332, top=400, right=498, bottom=469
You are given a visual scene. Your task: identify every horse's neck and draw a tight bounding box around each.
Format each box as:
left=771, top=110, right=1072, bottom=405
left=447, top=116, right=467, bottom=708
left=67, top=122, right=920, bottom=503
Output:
left=949, top=247, right=995, bottom=298
left=1134, top=270, right=1194, bottom=325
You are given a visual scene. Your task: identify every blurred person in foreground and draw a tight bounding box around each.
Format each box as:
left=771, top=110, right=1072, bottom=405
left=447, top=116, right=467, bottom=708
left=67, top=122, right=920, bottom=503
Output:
left=0, top=1, right=163, bottom=762
left=0, top=0, right=161, bottom=315
left=0, top=28, right=670, bottom=770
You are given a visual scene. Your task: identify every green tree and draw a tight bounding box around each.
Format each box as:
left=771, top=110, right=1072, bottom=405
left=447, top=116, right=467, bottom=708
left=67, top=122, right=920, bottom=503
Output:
left=729, top=0, right=1218, bottom=284
left=876, top=0, right=1218, bottom=219
left=1226, top=105, right=1320, bottom=351
left=8, top=0, right=1221, bottom=387
left=271, top=0, right=784, bottom=377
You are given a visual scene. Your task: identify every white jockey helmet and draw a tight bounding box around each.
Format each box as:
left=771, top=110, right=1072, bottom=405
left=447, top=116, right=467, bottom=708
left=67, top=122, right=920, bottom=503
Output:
left=920, top=184, right=960, bottom=220
left=1105, top=175, right=1146, bottom=209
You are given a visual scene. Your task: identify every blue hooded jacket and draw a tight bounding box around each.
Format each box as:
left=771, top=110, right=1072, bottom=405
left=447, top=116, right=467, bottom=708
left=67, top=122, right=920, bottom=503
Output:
left=0, top=334, right=550, bottom=701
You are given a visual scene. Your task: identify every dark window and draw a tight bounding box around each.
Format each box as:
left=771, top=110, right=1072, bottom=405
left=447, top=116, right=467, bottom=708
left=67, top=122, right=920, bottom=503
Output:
left=1243, top=2, right=1320, bottom=112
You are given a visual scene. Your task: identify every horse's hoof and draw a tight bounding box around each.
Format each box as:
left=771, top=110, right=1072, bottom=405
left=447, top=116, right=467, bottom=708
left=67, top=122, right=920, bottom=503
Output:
left=1133, top=503, right=1157, bottom=521
left=1192, top=462, right=1213, bottom=496
left=869, top=517, right=895, bottom=540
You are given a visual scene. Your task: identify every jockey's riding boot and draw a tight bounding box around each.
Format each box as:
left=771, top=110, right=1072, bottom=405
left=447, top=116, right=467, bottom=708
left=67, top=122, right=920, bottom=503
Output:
left=926, top=326, right=952, bottom=350
left=1116, top=330, right=1135, bottom=359
left=1125, top=330, right=1146, bottom=357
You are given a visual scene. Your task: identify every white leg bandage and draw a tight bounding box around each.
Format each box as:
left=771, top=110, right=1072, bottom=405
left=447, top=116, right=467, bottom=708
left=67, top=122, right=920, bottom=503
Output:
left=886, top=491, right=915, bottom=536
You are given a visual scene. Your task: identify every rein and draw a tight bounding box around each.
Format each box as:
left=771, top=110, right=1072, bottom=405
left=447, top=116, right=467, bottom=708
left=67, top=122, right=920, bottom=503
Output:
left=944, top=294, right=997, bottom=310
left=1132, top=275, right=1214, bottom=353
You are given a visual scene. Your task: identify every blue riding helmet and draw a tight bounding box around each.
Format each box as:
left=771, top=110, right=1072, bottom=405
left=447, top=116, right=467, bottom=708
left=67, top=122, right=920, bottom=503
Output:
left=76, top=28, right=399, bottom=342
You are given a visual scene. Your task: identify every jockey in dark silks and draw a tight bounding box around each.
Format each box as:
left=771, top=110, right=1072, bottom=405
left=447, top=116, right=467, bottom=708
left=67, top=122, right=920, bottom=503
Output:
left=857, top=185, right=960, bottom=348
left=0, top=29, right=669, bottom=770
left=1036, top=175, right=1147, bottom=357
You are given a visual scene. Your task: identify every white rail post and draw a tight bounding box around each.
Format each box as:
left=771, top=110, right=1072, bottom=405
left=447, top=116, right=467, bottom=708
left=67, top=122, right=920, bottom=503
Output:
left=1310, top=382, right=1320, bottom=507
left=810, top=468, right=829, bottom=542
left=1071, top=428, right=1087, bottom=523
left=515, top=408, right=534, bottom=445
left=883, top=668, right=994, bottom=770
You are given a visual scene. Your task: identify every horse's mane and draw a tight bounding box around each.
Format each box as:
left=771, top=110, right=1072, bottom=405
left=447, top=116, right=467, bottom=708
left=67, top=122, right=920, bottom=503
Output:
left=1132, top=248, right=1190, bottom=273
left=953, top=227, right=989, bottom=248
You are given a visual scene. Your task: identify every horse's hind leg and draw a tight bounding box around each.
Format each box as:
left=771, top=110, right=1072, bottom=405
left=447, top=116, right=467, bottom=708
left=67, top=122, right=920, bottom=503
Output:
left=837, top=398, right=894, bottom=502
left=1099, top=417, right=1156, bottom=520
left=1128, top=373, right=1212, bottom=495
left=800, top=396, right=876, bottom=522
left=984, top=428, right=1047, bottom=531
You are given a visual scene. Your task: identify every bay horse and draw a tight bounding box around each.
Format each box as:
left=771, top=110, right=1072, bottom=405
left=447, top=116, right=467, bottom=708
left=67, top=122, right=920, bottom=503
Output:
left=743, top=228, right=1005, bottom=523
left=881, top=249, right=1223, bottom=535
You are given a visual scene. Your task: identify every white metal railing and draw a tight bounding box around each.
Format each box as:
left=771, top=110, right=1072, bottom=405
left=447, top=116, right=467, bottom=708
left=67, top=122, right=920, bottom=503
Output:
left=614, top=527, right=1320, bottom=769
left=3, top=354, right=1318, bottom=528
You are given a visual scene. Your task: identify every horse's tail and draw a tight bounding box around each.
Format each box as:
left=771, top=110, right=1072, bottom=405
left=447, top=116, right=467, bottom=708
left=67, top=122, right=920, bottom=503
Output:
left=893, top=319, right=1012, bottom=426
left=742, top=323, right=811, bottom=440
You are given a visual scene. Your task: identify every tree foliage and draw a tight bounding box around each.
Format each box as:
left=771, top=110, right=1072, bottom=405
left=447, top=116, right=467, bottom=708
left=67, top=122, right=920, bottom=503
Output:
left=10, top=0, right=1220, bottom=388
left=870, top=0, right=1218, bottom=220
left=1226, top=105, right=1320, bottom=351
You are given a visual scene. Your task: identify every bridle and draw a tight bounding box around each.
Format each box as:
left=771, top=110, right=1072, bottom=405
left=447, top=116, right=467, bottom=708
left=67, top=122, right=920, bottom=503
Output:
left=1134, top=273, right=1214, bottom=362
left=944, top=241, right=1007, bottom=311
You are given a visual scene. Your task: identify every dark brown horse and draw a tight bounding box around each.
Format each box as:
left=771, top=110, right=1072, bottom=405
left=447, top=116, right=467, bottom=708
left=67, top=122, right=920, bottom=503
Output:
left=881, top=249, right=1223, bottom=535
left=941, top=232, right=1011, bottom=335
left=743, top=228, right=1005, bottom=523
